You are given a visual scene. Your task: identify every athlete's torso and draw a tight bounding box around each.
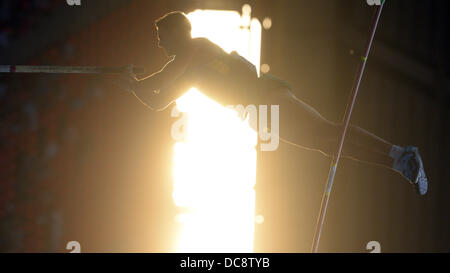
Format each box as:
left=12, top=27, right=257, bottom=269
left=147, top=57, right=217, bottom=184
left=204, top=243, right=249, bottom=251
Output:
left=183, top=38, right=260, bottom=106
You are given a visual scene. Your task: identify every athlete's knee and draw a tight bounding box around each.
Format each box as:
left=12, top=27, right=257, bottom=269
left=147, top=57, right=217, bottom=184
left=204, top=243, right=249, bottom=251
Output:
left=283, top=88, right=297, bottom=101
left=312, top=114, right=340, bottom=139
left=308, top=119, right=342, bottom=153
left=265, top=87, right=293, bottom=105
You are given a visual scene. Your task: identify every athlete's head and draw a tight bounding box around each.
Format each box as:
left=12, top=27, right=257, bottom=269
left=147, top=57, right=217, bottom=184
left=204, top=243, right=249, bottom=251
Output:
left=154, top=11, right=192, bottom=57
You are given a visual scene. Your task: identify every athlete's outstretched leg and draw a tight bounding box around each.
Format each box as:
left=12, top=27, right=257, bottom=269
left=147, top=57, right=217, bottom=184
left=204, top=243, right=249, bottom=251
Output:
left=262, top=87, right=428, bottom=195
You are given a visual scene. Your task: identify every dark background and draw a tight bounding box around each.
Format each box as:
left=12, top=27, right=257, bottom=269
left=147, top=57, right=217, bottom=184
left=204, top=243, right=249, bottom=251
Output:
left=0, top=0, right=448, bottom=252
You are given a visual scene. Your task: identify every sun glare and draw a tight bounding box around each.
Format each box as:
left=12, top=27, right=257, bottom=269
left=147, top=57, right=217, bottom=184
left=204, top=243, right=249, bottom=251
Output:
left=172, top=8, right=262, bottom=252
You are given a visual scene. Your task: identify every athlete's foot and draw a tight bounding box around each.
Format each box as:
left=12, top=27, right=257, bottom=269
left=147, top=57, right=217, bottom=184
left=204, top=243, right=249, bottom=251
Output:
left=392, top=146, right=428, bottom=195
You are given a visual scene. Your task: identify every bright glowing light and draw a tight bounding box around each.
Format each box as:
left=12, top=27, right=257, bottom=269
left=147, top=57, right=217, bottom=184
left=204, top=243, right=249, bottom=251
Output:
left=261, top=64, right=270, bottom=74
left=186, top=10, right=261, bottom=75
left=242, top=4, right=252, bottom=14
left=262, top=17, right=272, bottom=30
left=173, top=9, right=261, bottom=252
left=255, top=215, right=265, bottom=224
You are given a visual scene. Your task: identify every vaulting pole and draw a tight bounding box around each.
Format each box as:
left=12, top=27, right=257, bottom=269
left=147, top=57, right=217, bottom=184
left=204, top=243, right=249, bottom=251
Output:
left=311, top=1, right=385, bottom=253
left=0, top=65, right=145, bottom=75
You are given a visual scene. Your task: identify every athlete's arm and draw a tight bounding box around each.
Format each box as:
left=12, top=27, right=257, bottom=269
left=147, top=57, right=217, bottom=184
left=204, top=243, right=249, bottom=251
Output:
left=132, top=72, right=193, bottom=111
left=131, top=53, right=193, bottom=111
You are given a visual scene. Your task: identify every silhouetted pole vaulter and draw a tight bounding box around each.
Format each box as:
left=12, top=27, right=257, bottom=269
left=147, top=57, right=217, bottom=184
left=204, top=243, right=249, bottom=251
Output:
left=311, top=1, right=385, bottom=253
left=0, top=65, right=145, bottom=75
left=3, top=9, right=429, bottom=251
left=114, top=11, right=427, bottom=195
